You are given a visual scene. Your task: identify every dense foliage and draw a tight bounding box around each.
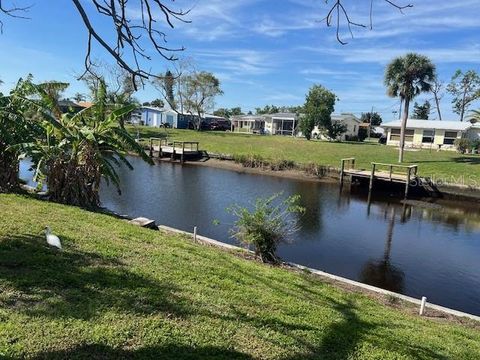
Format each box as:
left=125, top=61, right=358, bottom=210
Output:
left=360, top=112, right=383, bottom=126
left=0, top=76, right=152, bottom=208
left=447, top=70, right=480, bottom=122
left=0, top=77, right=42, bottom=193
left=412, top=100, right=431, bottom=120
left=300, top=85, right=336, bottom=140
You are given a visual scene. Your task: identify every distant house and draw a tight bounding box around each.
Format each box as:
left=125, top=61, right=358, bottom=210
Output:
left=131, top=107, right=190, bottom=129
left=312, top=113, right=362, bottom=141
left=264, top=113, right=298, bottom=136
left=231, top=115, right=266, bottom=134
left=230, top=113, right=298, bottom=135
left=58, top=100, right=89, bottom=114
left=380, top=119, right=480, bottom=150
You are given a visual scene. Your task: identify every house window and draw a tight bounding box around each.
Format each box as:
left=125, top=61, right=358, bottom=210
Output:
left=443, top=131, right=458, bottom=145
left=422, top=129, right=435, bottom=143
left=390, top=128, right=414, bottom=142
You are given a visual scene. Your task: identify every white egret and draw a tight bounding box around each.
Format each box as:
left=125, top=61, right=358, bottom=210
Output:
left=45, top=226, right=62, bottom=250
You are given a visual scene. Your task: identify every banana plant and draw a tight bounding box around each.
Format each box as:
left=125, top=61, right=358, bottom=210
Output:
left=16, top=77, right=152, bottom=208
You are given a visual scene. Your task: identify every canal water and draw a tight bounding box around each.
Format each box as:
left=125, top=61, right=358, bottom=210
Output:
left=20, top=157, right=480, bottom=315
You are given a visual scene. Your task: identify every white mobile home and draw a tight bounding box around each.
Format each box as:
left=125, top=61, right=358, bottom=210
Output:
left=264, top=113, right=298, bottom=136
left=231, top=115, right=266, bottom=134
left=312, top=113, right=362, bottom=141
left=381, top=120, right=480, bottom=150
left=131, top=107, right=180, bottom=128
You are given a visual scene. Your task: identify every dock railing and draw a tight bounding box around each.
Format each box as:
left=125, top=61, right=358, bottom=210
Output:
left=150, top=138, right=200, bottom=162
left=149, top=137, right=163, bottom=157
left=340, top=158, right=356, bottom=186
left=369, top=162, right=418, bottom=198
left=340, top=158, right=418, bottom=198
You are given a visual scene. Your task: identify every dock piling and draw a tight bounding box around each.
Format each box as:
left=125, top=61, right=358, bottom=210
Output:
left=193, top=226, right=197, bottom=242
left=420, top=296, right=427, bottom=316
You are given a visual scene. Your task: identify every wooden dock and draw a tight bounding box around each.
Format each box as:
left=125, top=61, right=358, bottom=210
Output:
left=340, top=158, right=418, bottom=198
left=149, top=138, right=201, bottom=163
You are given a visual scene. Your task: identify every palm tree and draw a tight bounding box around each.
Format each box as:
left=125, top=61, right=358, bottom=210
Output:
left=16, top=79, right=152, bottom=208
left=468, top=109, right=480, bottom=124
left=385, top=53, right=436, bottom=162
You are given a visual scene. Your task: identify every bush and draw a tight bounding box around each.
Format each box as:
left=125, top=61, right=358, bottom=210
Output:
left=454, top=138, right=472, bottom=154
left=228, top=193, right=305, bottom=264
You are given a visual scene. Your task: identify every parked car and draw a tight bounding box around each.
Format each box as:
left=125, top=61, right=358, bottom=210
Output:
left=378, top=135, right=387, bottom=145
left=209, top=120, right=231, bottom=131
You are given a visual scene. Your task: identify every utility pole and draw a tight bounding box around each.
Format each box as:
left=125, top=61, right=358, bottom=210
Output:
left=368, top=106, right=374, bottom=141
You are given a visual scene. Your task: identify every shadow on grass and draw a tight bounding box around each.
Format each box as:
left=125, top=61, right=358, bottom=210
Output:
left=453, top=156, right=480, bottom=165
left=414, top=156, right=480, bottom=165
left=0, top=234, right=188, bottom=320
left=15, top=344, right=253, bottom=360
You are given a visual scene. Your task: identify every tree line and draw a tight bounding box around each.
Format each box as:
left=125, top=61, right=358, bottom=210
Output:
left=406, top=69, right=480, bottom=121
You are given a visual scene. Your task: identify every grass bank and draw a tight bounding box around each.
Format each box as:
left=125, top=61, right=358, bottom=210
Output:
left=1, top=194, right=480, bottom=359
left=130, top=126, right=480, bottom=184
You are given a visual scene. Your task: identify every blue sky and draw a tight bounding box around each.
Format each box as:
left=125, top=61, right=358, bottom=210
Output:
left=0, top=0, right=479, bottom=120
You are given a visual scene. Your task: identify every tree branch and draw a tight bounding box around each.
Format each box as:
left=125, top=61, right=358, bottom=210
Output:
left=322, top=0, right=413, bottom=44
left=71, top=0, right=190, bottom=90
left=0, top=0, right=31, bottom=33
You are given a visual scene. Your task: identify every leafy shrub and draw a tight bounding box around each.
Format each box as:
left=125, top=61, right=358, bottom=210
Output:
left=454, top=138, right=472, bottom=154
left=228, top=193, right=305, bottom=264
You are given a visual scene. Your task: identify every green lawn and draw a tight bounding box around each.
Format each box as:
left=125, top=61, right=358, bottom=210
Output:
left=1, top=194, right=480, bottom=359
left=130, top=126, right=480, bottom=183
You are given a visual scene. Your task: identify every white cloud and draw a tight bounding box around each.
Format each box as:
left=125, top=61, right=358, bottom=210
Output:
left=192, top=48, right=277, bottom=75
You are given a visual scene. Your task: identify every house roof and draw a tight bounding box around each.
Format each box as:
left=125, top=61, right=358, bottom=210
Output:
left=381, top=119, right=472, bottom=131
left=331, top=113, right=362, bottom=123
left=231, top=115, right=265, bottom=121
left=267, top=112, right=297, bottom=119
left=139, top=106, right=177, bottom=114
left=76, top=101, right=93, bottom=108
left=204, top=114, right=227, bottom=120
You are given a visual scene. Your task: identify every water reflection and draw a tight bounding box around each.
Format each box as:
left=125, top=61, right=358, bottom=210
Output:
left=360, top=206, right=405, bottom=293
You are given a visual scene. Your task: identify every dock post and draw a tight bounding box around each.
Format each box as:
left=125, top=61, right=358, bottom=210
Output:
left=159, top=142, right=163, bottom=158
left=369, top=163, right=376, bottom=193
left=193, top=226, right=197, bottom=242
left=149, top=138, right=153, bottom=157
left=405, top=167, right=411, bottom=199
left=339, top=159, right=345, bottom=187
left=171, top=141, right=176, bottom=161
left=181, top=142, right=185, bottom=164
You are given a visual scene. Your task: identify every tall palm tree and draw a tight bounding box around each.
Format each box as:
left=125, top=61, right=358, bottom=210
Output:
left=468, top=109, right=480, bottom=124
left=385, top=53, right=436, bottom=162
left=16, top=79, right=152, bottom=208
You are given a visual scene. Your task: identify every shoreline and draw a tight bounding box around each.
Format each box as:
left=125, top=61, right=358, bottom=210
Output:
left=151, top=154, right=480, bottom=202
left=174, top=157, right=336, bottom=183
left=159, top=224, right=480, bottom=324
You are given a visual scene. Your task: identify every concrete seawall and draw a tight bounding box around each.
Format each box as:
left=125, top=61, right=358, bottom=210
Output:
left=158, top=224, right=480, bottom=322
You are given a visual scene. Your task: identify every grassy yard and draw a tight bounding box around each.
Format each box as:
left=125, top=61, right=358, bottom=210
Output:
left=1, top=194, right=480, bottom=359
left=130, top=126, right=480, bottom=183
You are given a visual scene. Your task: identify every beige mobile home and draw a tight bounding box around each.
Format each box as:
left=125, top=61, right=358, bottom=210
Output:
left=381, top=120, right=480, bottom=150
